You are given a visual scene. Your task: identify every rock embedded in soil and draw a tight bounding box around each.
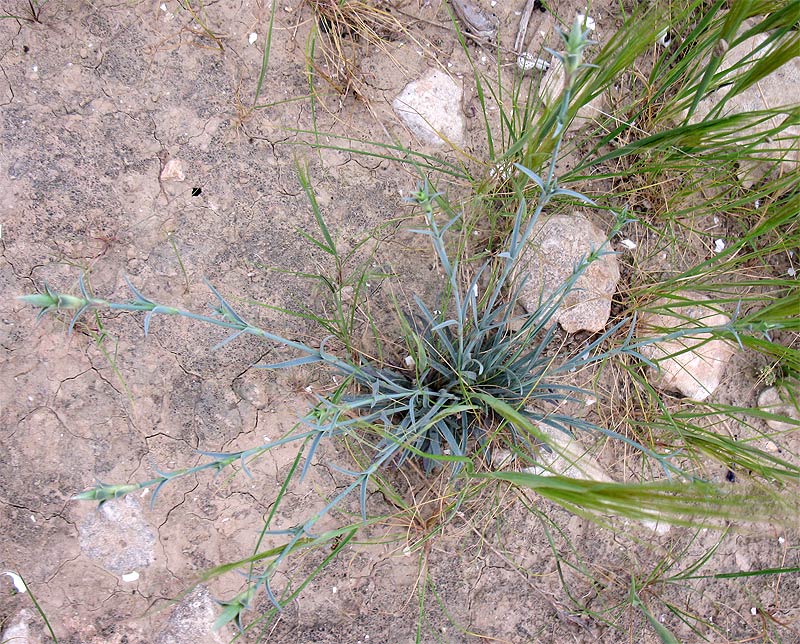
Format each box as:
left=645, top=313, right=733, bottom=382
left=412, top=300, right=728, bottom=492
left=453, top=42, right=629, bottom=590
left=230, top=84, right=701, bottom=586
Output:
left=156, top=587, right=232, bottom=644
left=522, top=424, right=613, bottom=483
left=636, top=295, right=736, bottom=401
left=392, top=70, right=465, bottom=146
left=516, top=212, right=619, bottom=333
left=0, top=610, right=41, bottom=644
left=160, top=158, right=186, bottom=182
left=758, top=381, right=800, bottom=432
left=78, top=495, right=156, bottom=575
left=521, top=423, right=670, bottom=534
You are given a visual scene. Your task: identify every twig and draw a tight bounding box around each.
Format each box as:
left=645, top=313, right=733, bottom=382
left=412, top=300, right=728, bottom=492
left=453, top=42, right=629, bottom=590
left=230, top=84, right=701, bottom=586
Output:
left=514, top=0, right=538, bottom=54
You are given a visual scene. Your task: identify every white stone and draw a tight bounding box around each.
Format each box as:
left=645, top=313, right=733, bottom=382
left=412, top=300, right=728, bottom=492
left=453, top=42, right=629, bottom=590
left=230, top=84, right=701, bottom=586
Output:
left=78, top=496, right=156, bottom=575
left=156, top=587, right=231, bottom=644
left=637, top=295, right=736, bottom=401
left=640, top=518, right=671, bottom=535
left=2, top=571, right=27, bottom=593
left=0, top=611, right=39, bottom=644
left=517, top=213, right=619, bottom=334
left=576, top=14, right=596, bottom=32
left=758, top=382, right=800, bottom=432
left=521, top=424, right=670, bottom=533
left=523, top=424, right=613, bottom=482
left=393, top=70, right=465, bottom=146
left=160, top=158, right=185, bottom=182
left=490, top=448, right=514, bottom=468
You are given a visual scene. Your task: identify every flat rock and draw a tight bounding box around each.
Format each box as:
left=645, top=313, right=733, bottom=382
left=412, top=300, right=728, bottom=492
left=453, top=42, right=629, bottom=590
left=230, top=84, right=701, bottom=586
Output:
left=156, top=587, right=232, bottom=644
left=78, top=495, right=156, bottom=575
left=160, top=158, right=186, bottom=182
left=522, top=423, right=670, bottom=534
left=758, top=381, right=800, bottom=432
left=517, top=213, right=619, bottom=333
left=523, top=424, right=613, bottom=483
left=637, top=295, right=735, bottom=401
left=392, top=70, right=465, bottom=146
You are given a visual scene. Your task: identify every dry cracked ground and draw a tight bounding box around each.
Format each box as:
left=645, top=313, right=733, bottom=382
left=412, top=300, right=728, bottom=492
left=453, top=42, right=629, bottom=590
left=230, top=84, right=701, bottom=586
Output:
left=1, top=1, right=799, bottom=643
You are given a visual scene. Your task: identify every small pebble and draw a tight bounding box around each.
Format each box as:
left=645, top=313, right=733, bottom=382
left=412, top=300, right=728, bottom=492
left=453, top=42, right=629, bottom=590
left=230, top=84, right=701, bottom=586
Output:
left=2, top=572, right=27, bottom=593
left=517, top=52, right=549, bottom=73
left=576, top=13, right=596, bottom=31
left=160, top=158, right=185, bottom=182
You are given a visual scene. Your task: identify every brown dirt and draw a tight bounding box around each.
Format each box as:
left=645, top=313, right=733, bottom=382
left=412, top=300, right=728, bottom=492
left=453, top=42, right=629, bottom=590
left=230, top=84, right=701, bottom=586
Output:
left=1, top=1, right=798, bottom=643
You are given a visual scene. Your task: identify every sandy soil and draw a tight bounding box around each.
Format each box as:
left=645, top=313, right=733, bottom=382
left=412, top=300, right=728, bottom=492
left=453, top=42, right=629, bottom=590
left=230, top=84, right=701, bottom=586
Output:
left=1, top=1, right=798, bottom=643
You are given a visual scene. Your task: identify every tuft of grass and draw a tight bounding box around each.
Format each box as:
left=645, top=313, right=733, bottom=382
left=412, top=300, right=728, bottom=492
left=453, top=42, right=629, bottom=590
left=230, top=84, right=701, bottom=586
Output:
left=304, top=0, right=409, bottom=102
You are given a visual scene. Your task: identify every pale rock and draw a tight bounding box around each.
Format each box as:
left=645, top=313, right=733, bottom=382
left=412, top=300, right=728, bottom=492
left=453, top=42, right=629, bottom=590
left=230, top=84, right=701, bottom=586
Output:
left=640, top=518, right=671, bottom=535
left=232, top=373, right=269, bottom=409
left=523, top=423, right=613, bottom=482
left=520, top=423, right=670, bottom=534
left=637, top=295, right=735, bottom=401
left=517, top=213, right=619, bottom=333
left=160, top=158, right=186, bottom=182
left=393, top=70, right=465, bottom=146
left=156, top=587, right=232, bottom=644
left=689, top=22, right=800, bottom=183
left=490, top=448, right=514, bottom=468
left=0, top=610, right=41, bottom=644
left=758, top=381, right=800, bottom=432
left=78, top=495, right=156, bottom=574
left=575, top=14, right=596, bottom=32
